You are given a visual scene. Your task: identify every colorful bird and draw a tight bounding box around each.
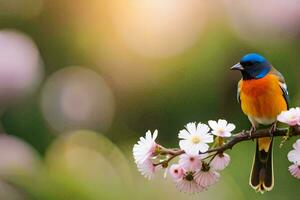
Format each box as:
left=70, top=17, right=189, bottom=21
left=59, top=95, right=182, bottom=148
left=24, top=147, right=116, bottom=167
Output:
left=231, top=53, right=289, bottom=193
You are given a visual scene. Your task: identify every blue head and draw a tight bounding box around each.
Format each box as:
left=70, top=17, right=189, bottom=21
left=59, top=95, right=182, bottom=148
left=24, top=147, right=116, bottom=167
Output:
left=231, top=53, right=272, bottom=80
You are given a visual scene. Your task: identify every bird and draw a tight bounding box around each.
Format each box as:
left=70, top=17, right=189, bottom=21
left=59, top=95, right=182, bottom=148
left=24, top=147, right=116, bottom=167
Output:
left=230, top=53, right=289, bottom=193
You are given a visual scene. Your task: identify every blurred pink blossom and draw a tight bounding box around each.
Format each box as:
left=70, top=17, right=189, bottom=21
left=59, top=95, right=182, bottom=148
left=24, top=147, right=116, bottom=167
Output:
left=0, top=134, right=40, bottom=176
left=41, top=66, right=114, bottom=132
left=0, top=30, right=43, bottom=105
left=223, top=0, right=300, bottom=41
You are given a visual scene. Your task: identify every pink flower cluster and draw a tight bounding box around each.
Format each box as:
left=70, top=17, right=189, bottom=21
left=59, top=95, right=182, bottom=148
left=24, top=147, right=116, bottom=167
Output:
left=288, top=139, right=300, bottom=179
left=277, top=107, right=300, bottom=126
left=132, top=110, right=300, bottom=194
left=132, top=119, right=235, bottom=193
left=169, top=153, right=230, bottom=193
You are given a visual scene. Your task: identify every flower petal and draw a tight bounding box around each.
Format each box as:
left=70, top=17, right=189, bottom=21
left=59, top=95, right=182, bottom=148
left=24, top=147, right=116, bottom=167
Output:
left=179, top=140, right=191, bottom=152
left=211, top=153, right=230, bottom=171
left=289, top=164, right=300, bottom=179
left=198, top=143, right=209, bottom=153
left=293, top=139, right=300, bottom=151
left=288, top=149, right=300, bottom=164
left=222, top=131, right=232, bottom=137
left=133, top=130, right=158, bottom=164
left=225, top=123, right=236, bottom=132
left=178, top=130, right=191, bottom=139
left=218, top=119, right=227, bottom=128
left=145, top=130, right=152, bottom=141
left=197, top=123, right=210, bottom=135
left=208, top=120, right=218, bottom=130
left=186, top=122, right=197, bottom=134
left=201, top=134, right=214, bottom=143
left=152, top=130, right=158, bottom=140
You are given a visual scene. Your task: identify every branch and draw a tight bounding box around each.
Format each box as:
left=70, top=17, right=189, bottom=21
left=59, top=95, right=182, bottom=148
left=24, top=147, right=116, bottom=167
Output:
left=155, top=126, right=300, bottom=167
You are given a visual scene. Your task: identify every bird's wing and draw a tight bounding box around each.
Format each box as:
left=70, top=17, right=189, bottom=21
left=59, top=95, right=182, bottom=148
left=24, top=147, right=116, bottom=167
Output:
left=237, top=79, right=242, bottom=104
left=270, top=68, right=290, bottom=109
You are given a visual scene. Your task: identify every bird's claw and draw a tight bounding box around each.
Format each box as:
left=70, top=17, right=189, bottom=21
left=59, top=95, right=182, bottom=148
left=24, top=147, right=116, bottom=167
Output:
left=249, top=126, right=256, bottom=140
left=269, top=122, right=277, bottom=138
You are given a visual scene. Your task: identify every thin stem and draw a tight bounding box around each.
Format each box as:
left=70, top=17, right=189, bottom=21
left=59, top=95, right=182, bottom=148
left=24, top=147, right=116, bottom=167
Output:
left=208, top=152, right=218, bottom=165
left=202, top=153, right=217, bottom=160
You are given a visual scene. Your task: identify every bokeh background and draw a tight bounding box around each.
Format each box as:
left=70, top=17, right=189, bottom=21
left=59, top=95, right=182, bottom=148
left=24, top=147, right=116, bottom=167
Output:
left=0, top=0, right=300, bottom=199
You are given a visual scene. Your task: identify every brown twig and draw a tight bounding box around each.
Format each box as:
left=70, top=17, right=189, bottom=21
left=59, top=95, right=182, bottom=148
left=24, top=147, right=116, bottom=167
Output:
left=155, top=126, right=300, bottom=167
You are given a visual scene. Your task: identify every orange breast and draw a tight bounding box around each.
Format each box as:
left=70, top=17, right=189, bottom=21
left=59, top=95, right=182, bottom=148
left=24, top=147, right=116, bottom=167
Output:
left=240, top=74, right=287, bottom=123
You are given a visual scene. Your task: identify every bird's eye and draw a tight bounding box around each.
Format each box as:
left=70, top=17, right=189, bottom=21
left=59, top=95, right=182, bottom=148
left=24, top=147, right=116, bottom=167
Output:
left=242, top=61, right=252, bottom=66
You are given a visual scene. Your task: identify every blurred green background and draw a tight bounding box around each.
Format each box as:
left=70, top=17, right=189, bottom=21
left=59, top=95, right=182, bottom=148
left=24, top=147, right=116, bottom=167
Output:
left=0, top=0, right=300, bottom=199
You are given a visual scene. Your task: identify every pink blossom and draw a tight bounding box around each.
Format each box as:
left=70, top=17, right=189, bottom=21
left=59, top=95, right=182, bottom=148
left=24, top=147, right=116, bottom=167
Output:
left=195, top=163, right=220, bottom=187
left=0, top=30, right=43, bottom=105
left=169, top=164, right=184, bottom=180
left=211, top=153, right=231, bottom=171
left=174, top=171, right=204, bottom=194
left=178, top=153, right=203, bottom=171
left=289, top=164, right=300, bottom=179
left=208, top=119, right=236, bottom=137
left=133, top=130, right=158, bottom=164
left=137, top=159, right=157, bottom=180
left=178, top=122, right=213, bottom=155
left=277, top=107, right=300, bottom=126
left=288, top=139, right=300, bottom=165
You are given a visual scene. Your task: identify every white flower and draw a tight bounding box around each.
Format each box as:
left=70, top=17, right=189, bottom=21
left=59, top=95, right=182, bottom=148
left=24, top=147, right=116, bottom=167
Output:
left=288, top=139, right=300, bottom=164
left=137, top=159, right=157, bottom=180
left=169, top=164, right=184, bottom=180
left=208, top=119, right=235, bottom=137
left=178, top=122, right=213, bottom=155
left=210, top=153, right=230, bottom=171
left=277, top=107, right=300, bottom=126
left=289, top=164, right=300, bottom=179
left=179, top=153, right=205, bottom=171
left=174, top=171, right=204, bottom=194
left=195, top=162, right=220, bottom=187
left=133, top=130, right=158, bottom=164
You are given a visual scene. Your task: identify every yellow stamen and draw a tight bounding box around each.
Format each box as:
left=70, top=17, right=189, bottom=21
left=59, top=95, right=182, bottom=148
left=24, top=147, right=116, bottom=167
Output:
left=191, top=136, right=201, bottom=144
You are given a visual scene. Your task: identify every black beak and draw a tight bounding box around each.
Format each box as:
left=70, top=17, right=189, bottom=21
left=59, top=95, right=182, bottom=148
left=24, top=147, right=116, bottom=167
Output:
left=230, top=63, right=244, bottom=71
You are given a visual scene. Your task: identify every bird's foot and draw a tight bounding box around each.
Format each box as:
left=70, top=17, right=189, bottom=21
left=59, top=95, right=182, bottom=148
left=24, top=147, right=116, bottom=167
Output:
left=269, top=121, right=277, bottom=137
left=249, top=126, right=256, bottom=140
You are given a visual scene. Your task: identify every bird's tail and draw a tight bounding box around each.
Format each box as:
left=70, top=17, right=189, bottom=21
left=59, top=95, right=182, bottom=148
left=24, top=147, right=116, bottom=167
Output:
left=249, top=137, right=274, bottom=193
